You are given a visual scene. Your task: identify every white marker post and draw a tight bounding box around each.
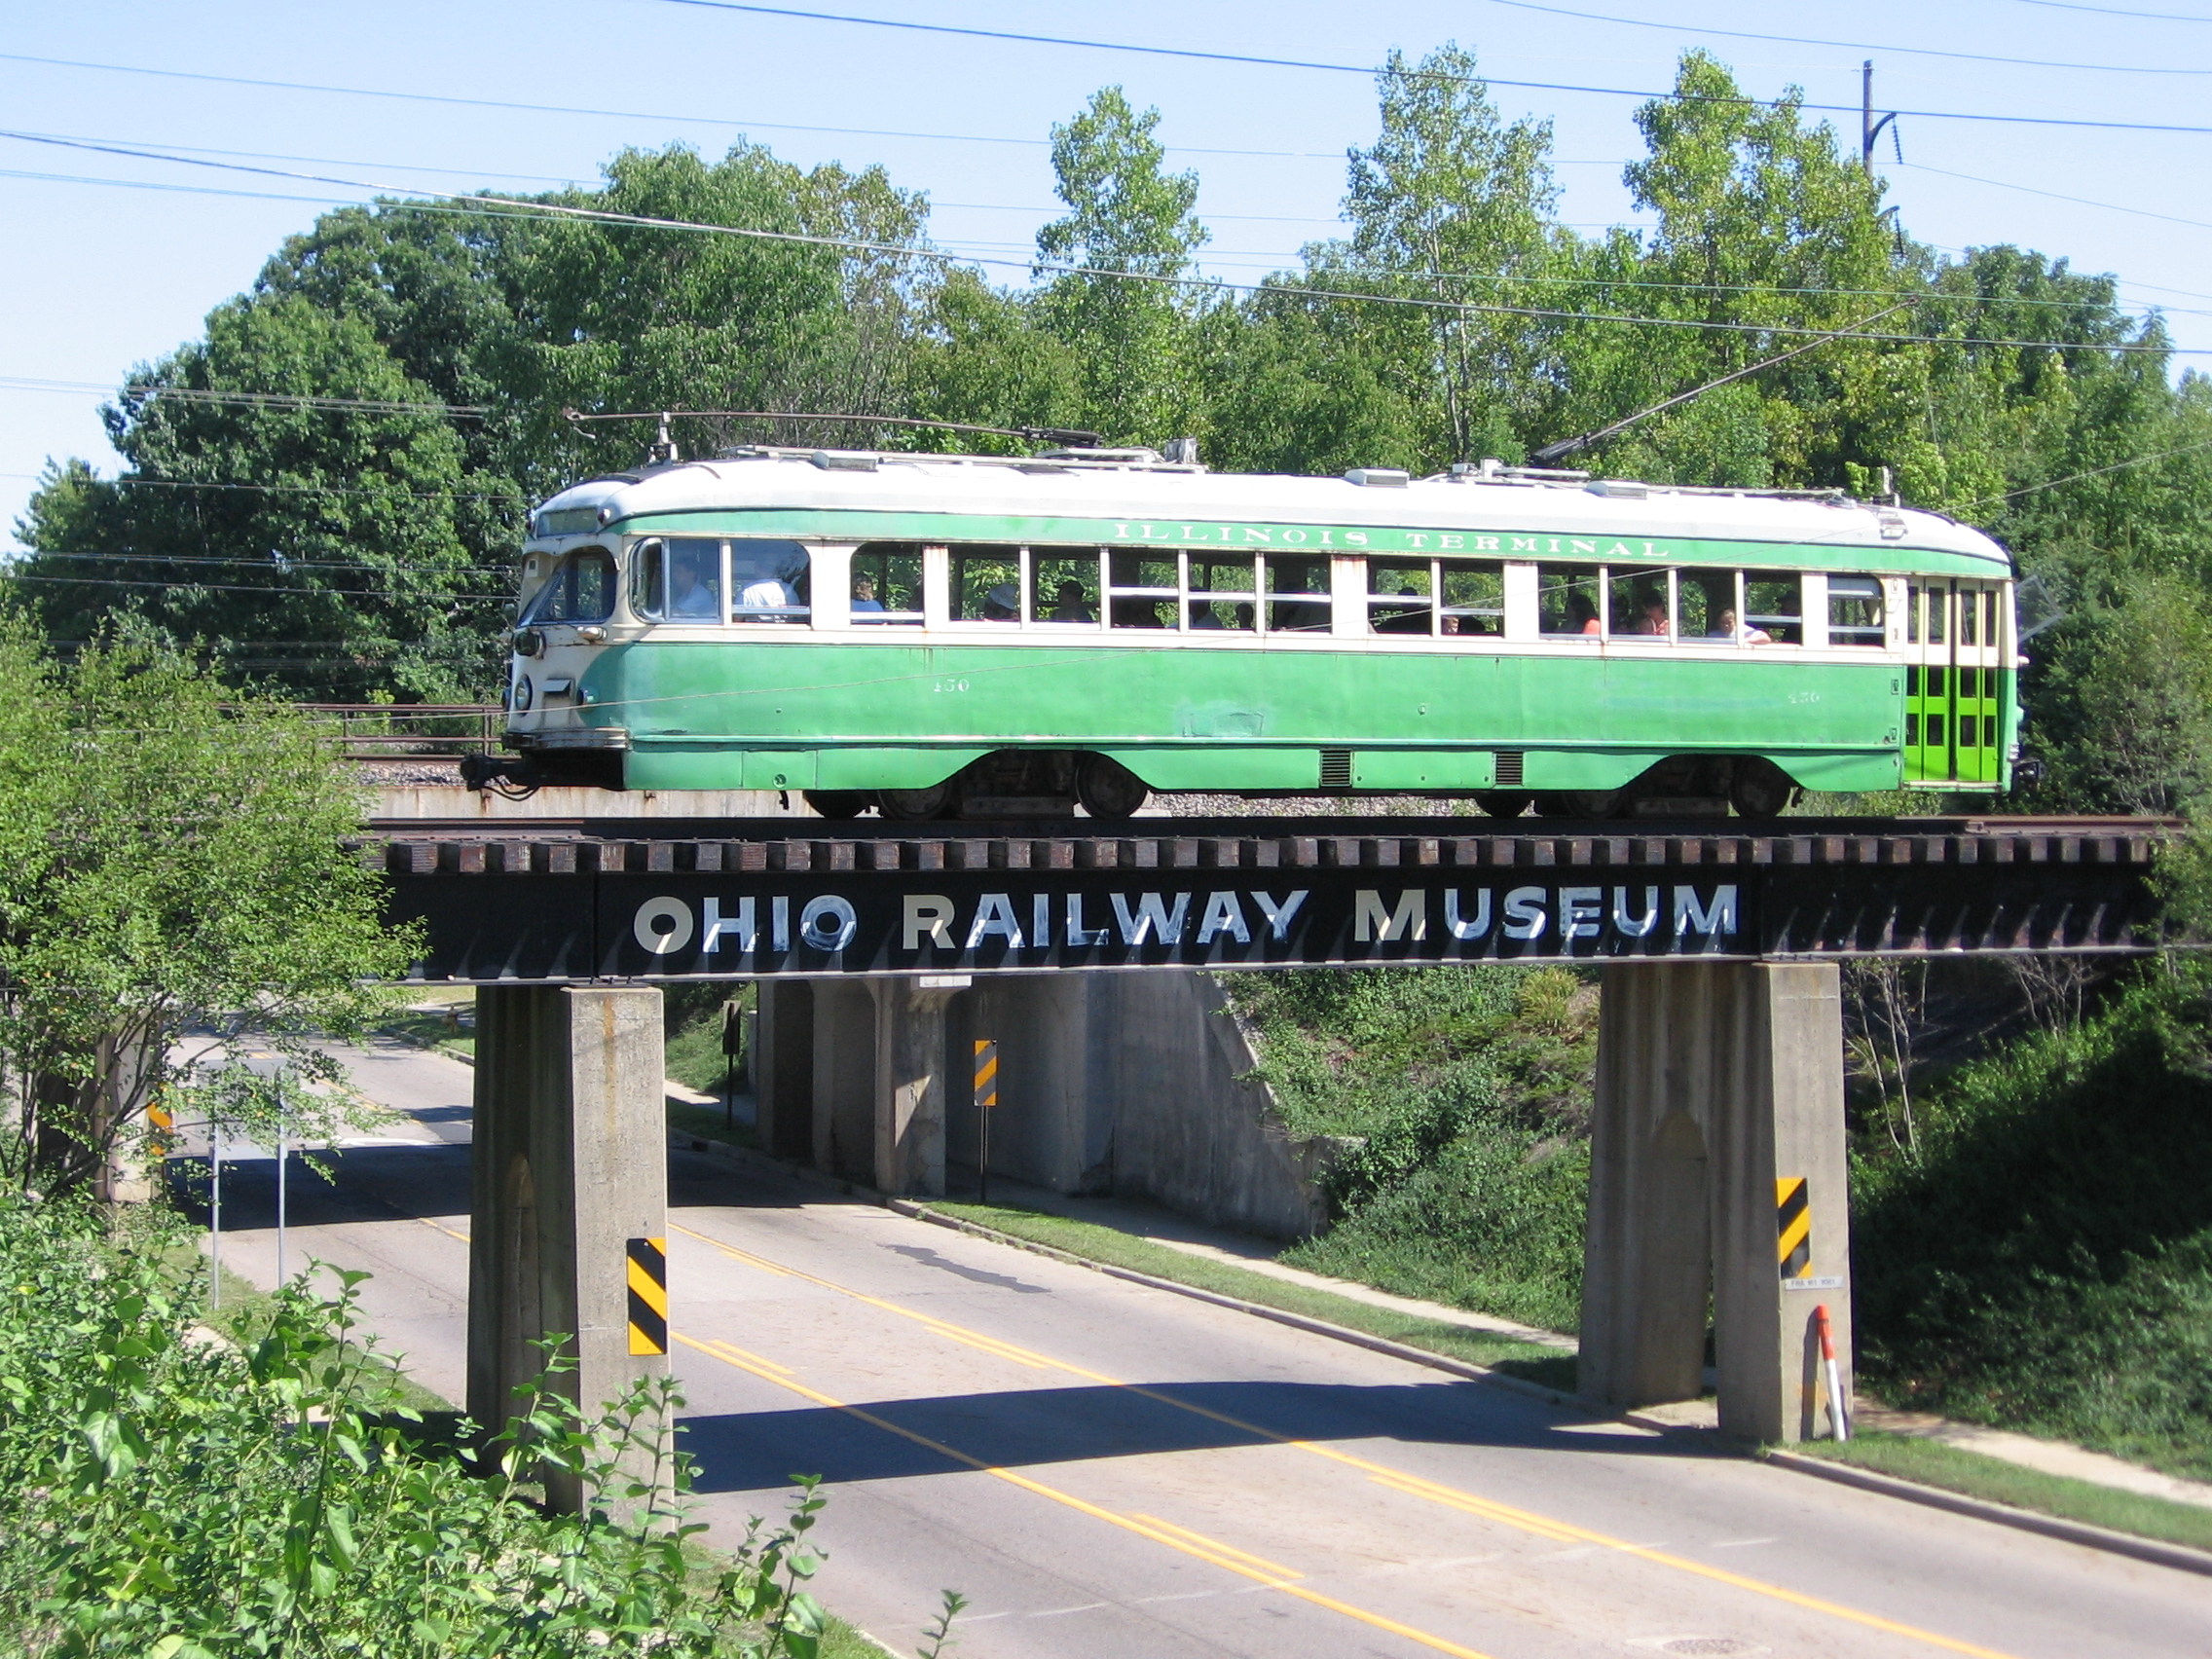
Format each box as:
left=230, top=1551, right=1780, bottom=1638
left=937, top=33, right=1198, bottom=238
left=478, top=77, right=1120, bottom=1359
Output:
left=275, top=1075, right=288, bottom=1289
left=209, top=1120, right=224, bottom=1312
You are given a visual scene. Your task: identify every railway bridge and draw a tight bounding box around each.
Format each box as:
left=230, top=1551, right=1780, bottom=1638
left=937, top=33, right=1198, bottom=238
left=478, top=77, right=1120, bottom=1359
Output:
left=366, top=812, right=2168, bottom=1477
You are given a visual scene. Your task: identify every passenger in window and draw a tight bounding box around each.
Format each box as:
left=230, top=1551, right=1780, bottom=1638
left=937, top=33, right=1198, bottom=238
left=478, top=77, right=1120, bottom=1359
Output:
left=1192, top=602, right=1226, bottom=630
left=670, top=550, right=721, bottom=620
left=982, top=582, right=1019, bottom=622
left=1631, top=585, right=1669, bottom=637
left=737, top=570, right=792, bottom=613
left=1112, top=596, right=1167, bottom=628
left=1569, top=592, right=1601, bottom=636
left=852, top=574, right=885, bottom=615
left=1716, top=608, right=1772, bottom=645
left=1049, top=579, right=1094, bottom=623
left=1378, top=585, right=1431, bottom=635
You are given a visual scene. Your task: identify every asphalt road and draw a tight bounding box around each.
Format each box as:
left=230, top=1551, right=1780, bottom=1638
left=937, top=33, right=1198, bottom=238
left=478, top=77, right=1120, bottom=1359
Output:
left=184, top=1040, right=2212, bottom=1659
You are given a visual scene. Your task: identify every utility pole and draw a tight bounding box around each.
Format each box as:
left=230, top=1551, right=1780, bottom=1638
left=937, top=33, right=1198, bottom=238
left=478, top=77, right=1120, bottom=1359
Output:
left=1862, top=61, right=1898, bottom=175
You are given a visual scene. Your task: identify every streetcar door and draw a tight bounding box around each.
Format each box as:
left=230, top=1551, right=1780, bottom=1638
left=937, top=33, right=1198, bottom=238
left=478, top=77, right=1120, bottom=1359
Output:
left=1906, top=580, right=2003, bottom=787
left=1904, top=582, right=1951, bottom=784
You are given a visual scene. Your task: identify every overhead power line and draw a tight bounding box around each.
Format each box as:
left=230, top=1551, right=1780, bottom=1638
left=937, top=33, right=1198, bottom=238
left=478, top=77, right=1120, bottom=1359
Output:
left=1484, top=0, right=2212, bottom=73
left=1, top=131, right=2194, bottom=356
left=637, top=0, right=2212, bottom=133
left=1970, top=433, right=2212, bottom=505
left=0, top=571, right=512, bottom=601
left=3, top=123, right=2199, bottom=323
left=1898, top=160, right=2212, bottom=233
left=0, top=51, right=1337, bottom=162
left=2012, top=0, right=2212, bottom=18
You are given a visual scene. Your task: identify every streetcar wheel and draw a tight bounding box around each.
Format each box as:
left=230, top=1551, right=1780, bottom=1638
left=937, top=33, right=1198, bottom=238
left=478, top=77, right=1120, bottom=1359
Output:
left=1565, top=790, right=1624, bottom=818
left=1474, top=792, right=1533, bottom=818
left=803, top=790, right=871, bottom=820
left=878, top=784, right=951, bottom=821
left=1728, top=759, right=1796, bottom=820
left=1075, top=756, right=1150, bottom=820
left=1532, top=793, right=1578, bottom=818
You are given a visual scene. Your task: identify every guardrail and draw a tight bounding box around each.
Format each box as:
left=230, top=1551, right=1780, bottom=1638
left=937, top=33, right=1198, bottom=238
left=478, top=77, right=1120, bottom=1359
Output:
left=295, top=704, right=503, bottom=759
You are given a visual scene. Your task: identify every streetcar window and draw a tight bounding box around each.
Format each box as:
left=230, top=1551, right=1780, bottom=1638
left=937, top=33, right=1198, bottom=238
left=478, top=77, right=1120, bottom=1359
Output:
left=522, top=545, right=617, bottom=624
left=1109, top=550, right=1176, bottom=629
left=1679, top=569, right=1735, bottom=641
left=1367, top=559, right=1434, bottom=636
left=952, top=545, right=1023, bottom=621
left=1828, top=575, right=1885, bottom=646
left=1605, top=569, right=1671, bottom=640
left=1187, top=553, right=1257, bottom=631
left=1440, top=562, right=1504, bottom=637
left=627, top=539, right=664, bottom=619
left=1031, top=548, right=1100, bottom=625
left=1744, top=574, right=1802, bottom=645
left=851, top=542, right=923, bottom=624
left=666, top=536, right=724, bottom=622
left=1264, top=555, right=1332, bottom=633
left=1538, top=566, right=1602, bottom=637
left=1960, top=587, right=1983, bottom=646
left=730, top=538, right=810, bottom=624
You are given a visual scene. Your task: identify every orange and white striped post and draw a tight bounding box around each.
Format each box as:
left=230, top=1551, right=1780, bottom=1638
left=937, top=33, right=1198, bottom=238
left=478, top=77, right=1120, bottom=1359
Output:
left=973, top=1039, right=998, bottom=1204
left=1814, top=1303, right=1849, bottom=1441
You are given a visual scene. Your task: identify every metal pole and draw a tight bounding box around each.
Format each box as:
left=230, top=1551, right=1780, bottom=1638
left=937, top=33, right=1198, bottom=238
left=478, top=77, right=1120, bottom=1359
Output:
left=275, top=1076, right=287, bottom=1288
left=1862, top=59, right=1874, bottom=173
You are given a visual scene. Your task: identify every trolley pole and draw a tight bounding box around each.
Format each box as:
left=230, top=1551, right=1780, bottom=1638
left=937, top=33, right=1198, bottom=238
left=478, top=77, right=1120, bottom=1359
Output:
left=973, top=1038, right=998, bottom=1205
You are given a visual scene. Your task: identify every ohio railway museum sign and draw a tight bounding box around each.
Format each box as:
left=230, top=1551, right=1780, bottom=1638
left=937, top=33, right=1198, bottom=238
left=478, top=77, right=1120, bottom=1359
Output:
left=367, top=816, right=2164, bottom=983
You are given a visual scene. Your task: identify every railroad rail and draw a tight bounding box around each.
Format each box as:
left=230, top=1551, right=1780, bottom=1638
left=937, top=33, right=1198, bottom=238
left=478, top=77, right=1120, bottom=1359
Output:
left=366, top=815, right=2175, bottom=981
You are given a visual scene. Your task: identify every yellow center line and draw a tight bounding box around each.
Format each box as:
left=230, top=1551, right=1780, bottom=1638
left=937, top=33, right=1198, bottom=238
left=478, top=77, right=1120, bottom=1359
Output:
left=668, top=1222, right=2025, bottom=1659
left=417, top=1216, right=471, bottom=1244
left=676, top=1332, right=1497, bottom=1659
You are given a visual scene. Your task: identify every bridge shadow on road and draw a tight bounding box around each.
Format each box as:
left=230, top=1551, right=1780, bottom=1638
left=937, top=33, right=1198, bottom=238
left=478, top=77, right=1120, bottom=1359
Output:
left=680, top=1376, right=1696, bottom=1494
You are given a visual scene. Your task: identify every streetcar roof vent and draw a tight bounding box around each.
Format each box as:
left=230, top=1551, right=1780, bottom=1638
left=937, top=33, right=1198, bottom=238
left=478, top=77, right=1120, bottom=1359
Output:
left=810, top=450, right=879, bottom=472
left=1345, top=467, right=1411, bottom=488
left=1587, top=479, right=1648, bottom=499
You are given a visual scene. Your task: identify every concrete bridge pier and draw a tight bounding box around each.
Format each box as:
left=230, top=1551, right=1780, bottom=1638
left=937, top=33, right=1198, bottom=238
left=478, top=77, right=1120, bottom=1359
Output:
left=758, top=977, right=958, bottom=1197
left=1579, top=961, right=1853, bottom=1444
left=467, top=984, right=670, bottom=1511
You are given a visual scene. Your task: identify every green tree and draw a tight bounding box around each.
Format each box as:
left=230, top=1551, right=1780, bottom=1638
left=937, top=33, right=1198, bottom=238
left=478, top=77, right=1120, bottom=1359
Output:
left=15, top=293, right=498, bottom=700
left=0, top=620, right=413, bottom=1195
left=1328, top=45, right=1562, bottom=465
left=1036, top=87, right=1210, bottom=446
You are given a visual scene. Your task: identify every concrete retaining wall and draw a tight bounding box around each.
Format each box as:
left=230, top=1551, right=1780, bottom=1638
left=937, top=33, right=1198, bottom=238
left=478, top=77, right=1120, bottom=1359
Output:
left=944, top=970, right=1333, bottom=1239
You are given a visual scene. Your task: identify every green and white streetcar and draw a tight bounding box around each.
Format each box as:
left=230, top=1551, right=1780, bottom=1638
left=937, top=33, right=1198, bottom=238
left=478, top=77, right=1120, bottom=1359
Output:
left=481, top=444, right=2021, bottom=820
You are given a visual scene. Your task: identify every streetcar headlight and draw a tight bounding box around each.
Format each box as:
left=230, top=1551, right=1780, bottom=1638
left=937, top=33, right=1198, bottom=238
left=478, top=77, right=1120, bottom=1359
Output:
left=512, top=675, right=534, bottom=713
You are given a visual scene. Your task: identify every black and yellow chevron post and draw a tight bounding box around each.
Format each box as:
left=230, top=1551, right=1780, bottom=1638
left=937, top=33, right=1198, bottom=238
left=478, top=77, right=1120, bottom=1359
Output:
left=1775, top=1177, right=1813, bottom=1282
left=627, top=1235, right=669, bottom=1356
left=974, top=1039, right=998, bottom=1204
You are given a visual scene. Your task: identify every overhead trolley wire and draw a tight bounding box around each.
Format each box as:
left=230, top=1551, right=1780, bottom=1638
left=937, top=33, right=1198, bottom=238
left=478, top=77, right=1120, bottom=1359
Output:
left=0, top=131, right=2194, bottom=355
left=636, top=0, right=2212, bottom=132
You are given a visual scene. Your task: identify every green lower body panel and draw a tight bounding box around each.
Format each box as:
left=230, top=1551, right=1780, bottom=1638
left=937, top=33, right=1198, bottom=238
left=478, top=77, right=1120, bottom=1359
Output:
left=563, top=638, right=1986, bottom=799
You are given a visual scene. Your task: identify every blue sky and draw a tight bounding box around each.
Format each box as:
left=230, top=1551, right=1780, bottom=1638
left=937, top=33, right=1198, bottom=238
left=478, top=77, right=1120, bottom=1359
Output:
left=5, top=0, right=2209, bottom=544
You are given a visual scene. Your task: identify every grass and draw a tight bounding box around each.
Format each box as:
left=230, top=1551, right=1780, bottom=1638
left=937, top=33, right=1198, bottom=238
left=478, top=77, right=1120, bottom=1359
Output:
left=1783, top=1430, right=2212, bottom=1556
left=922, top=1199, right=1576, bottom=1391
left=378, top=1007, right=475, bottom=1061
left=669, top=1096, right=759, bottom=1151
